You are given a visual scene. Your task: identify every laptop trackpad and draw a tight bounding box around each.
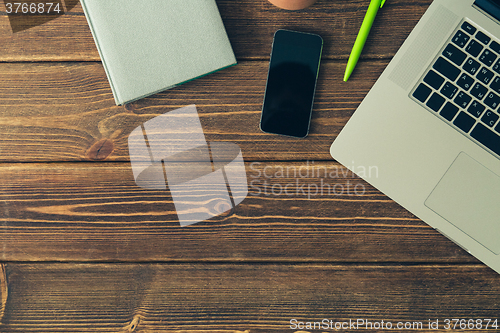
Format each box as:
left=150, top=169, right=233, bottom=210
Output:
left=425, top=152, right=500, bottom=255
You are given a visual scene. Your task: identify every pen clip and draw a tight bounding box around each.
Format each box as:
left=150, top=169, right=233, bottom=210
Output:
left=380, top=0, right=386, bottom=8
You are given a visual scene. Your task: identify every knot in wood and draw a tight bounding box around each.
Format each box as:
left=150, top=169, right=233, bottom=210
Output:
left=86, top=138, right=114, bottom=161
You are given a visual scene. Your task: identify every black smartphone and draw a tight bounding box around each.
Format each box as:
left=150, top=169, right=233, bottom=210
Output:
left=260, top=29, right=323, bottom=138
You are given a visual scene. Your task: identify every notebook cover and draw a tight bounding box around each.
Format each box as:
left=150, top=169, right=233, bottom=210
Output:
left=80, top=0, right=237, bottom=105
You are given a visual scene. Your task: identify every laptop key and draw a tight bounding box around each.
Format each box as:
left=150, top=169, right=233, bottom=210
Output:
left=477, top=67, right=494, bottom=84
left=454, top=111, right=476, bottom=132
left=484, top=92, right=500, bottom=110
left=491, top=40, right=500, bottom=54
left=440, top=82, right=459, bottom=98
left=465, top=40, right=483, bottom=57
left=476, top=31, right=491, bottom=45
left=452, top=30, right=470, bottom=48
left=479, top=49, right=497, bottom=66
left=457, top=73, right=474, bottom=90
left=433, top=57, right=461, bottom=81
left=467, top=100, right=486, bottom=117
left=471, top=123, right=500, bottom=156
left=490, top=76, right=500, bottom=93
left=454, top=91, right=472, bottom=108
left=470, top=82, right=488, bottom=100
left=423, top=70, right=445, bottom=90
left=440, top=102, right=459, bottom=121
left=413, top=84, right=432, bottom=102
left=461, top=21, right=477, bottom=35
left=427, top=92, right=446, bottom=112
left=481, top=110, right=499, bottom=127
left=493, top=59, right=500, bottom=74
left=463, top=57, right=481, bottom=75
left=443, top=44, right=467, bottom=65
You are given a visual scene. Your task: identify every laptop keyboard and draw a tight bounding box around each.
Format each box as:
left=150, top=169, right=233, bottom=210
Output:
left=411, top=20, right=500, bottom=158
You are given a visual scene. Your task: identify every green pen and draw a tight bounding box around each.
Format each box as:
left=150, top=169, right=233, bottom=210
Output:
left=344, top=0, right=386, bottom=82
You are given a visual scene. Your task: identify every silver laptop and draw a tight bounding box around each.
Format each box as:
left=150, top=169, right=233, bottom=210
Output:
left=330, top=0, right=500, bottom=274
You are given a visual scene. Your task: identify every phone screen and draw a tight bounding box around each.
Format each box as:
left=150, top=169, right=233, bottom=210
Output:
left=260, top=29, right=323, bottom=138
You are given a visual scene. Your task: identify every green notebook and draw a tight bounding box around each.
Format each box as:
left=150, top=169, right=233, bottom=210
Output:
left=80, top=0, right=237, bottom=105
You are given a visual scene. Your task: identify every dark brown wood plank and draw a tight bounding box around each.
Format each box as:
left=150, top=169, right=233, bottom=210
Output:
left=1, top=263, right=499, bottom=332
left=0, top=0, right=433, bottom=61
left=0, top=161, right=477, bottom=263
left=0, top=60, right=383, bottom=162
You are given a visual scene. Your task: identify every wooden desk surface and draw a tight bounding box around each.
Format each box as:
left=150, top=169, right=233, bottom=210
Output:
left=1, top=0, right=500, bottom=332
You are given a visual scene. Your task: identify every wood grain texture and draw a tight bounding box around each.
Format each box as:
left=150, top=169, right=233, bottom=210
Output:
left=0, top=264, right=6, bottom=327
left=0, top=60, right=384, bottom=162
left=1, top=0, right=499, bottom=331
left=1, top=263, right=499, bottom=332
left=0, top=0, right=433, bottom=61
left=0, top=162, right=476, bottom=262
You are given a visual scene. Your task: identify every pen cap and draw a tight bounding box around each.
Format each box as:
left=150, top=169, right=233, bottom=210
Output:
left=267, top=0, right=317, bottom=10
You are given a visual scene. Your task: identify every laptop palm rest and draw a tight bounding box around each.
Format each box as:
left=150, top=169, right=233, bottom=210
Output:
left=425, top=152, right=500, bottom=255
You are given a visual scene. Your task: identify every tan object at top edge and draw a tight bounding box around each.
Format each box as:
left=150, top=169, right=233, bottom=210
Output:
left=267, top=0, right=318, bottom=10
